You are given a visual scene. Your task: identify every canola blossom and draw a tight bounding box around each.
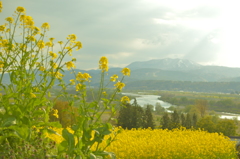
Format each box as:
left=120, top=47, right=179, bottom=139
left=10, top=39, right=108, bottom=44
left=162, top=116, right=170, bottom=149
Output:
left=114, top=81, right=125, bottom=90
left=99, top=128, right=237, bottom=159
left=99, top=56, right=108, bottom=72
left=121, top=96, right=130, bottom=103
left=45, top=127, right=237, bottom=159
left=121, top=67, right=131, bottom=76
left=110, top=74, right=118, bottom=82
left=16, top=6, right=25, bottom=13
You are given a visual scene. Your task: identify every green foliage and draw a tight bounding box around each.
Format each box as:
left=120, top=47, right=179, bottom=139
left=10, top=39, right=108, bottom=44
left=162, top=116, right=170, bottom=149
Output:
left=0, top=4, right=130, bottom=158
left=197, top=116, right=237, bottom=136
left=155, top=102, right=165, bottom=115
left=49, top=100, right=78, bottom=128
left=117, top=103, right=145, bottom=129
left=143, top=105, right=155, bottom=129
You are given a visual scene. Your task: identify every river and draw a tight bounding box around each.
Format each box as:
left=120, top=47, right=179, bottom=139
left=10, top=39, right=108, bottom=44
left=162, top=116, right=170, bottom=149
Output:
left=122, top=92, right=240, bottom=120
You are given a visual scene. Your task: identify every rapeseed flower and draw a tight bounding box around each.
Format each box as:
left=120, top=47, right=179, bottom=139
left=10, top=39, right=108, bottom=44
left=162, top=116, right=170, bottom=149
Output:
left=39, top=66, right=45, bottom=71
left=76, top=72, right=91, bottom=81
left=41, top=22, right=50, bottom=30
left=67, top=34, right=77, bottom=41
left=54, top=71, right=64, bottom=79
left=52, top=109, right=59, bottom=118
left=69, top=79, right=75, bottom=85
left=76, top=83, right=83, bottom=91
left=16, top=6, right=25, bottom=13
left=0, top=25, right=5, bottom=31
left=92, top=128, right=237, bottom=159
left=5, top=17, right=14, bottom=23
left=37, top=40, right=45, bottom=49
left=114, top=82, right=125, bottom=90
left=30, top=93, right=36, bottom=98
left=0, top=1, right=2, bottom=13
left=110, top=74, right=118, bottom=82
left=49, top=51, right=57, bottom=59
left=65, top=61, right=76, bottom=70
left=46, top=41, right=53, bottom=47
left=99, top=56, right=108, bottom=72
left=74, top=41, right=82, bottom=50
left=121, top=96, right=130, bottom=103
left=121, top=68, right=131, bottom=76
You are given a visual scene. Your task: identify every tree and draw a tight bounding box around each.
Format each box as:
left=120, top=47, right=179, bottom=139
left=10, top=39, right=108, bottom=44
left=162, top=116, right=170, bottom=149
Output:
left=192, top=113, right=198, bottom=128
left=117, top=103, right=133, bottom=129
left=197, top=116, right=216, bottom=133
left=180, top=113, right=186, bottom=127
left=185, top=113, right=192, bottom=129
left=143, top=105, right=155, bottom=129
left=161, top=112, right=170, bottom=129
left=216, top=119, right=237, bottom=136
left=170, top=110, right=180, bottom=129
left=195, top=99, right=208, bottom=117
left=117, top=102, right=145, bottom=129
left=155, top=102, right=165, bottom=115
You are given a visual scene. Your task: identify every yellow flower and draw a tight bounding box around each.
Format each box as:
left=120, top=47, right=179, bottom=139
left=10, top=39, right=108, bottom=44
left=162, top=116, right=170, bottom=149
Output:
left=30, top=93, right=36, bottom=98
left=52, top=109, right=59, bottom=118
left=114, top=81, right=125, bottom=90
left=49, top=37, right=55, bottom=41
left=33, top=26, right=41, bottom=35
left=58, top=41, right=63, bottom=45
left=65, top=46, right=73, bottom=56
left=67, top=34, right=77, bottom=41
left=99, top=56, right=108, bottom=72
left=121, top=96, right=130, bottom=103
left=16, top=6, right=25, bottom=13
left=90, top=130, right=95, bottom=141
left=66, top=61, right=76, bottom=70
left=76, top=72, right=92, bottom=81
left=83, top=73, right=92, bottom=81
left=0, top=61, right=4, bottom=69
left=55, top=71, right=64, bottom=79
left=41, top=22, right=50, bottom=30
left=0, top=25, right=5, bottom=31
left=110, top=74, right=118, bottom=82
left=69, top=79, right=75, bottom=85
left=49, top=51, right=57, bottom=59
left=37, top=40, right=45, bottom=49
left=74, top=41, right=82, bottom=50
left=0, top=1, right=2, bottom=13
left=46, top=41, right=53, bottom=47
left=23, top=16, right=34, bottom=26
left=76, top=83, right=82, bottom=91
left=102, top=91, right=107, bottom=96
left=29, top=36, right=36, bottom=42
left=5, top=17, right=14, bottom=23
left=51, top=62, right=58, bottom=69
left=39, top=66, right=45, bottom=71
left=121, top=68, right=131, bottom=76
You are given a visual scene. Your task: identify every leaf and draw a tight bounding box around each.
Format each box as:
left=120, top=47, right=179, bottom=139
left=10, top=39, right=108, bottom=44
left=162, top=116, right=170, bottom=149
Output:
left=2, top=116, right=16, bottom=127
left=62, top=128, right=75, bottom=152
left=13, top=125, right=30, bottom=140
left=90, top=153, right=97, bottom=159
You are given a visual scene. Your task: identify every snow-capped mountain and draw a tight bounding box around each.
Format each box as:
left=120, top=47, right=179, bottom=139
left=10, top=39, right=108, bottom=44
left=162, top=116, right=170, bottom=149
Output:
left=126, top=58, right=202, bottom=71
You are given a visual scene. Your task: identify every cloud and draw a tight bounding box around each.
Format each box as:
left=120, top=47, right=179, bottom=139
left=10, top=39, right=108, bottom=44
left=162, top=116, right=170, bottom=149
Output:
left=1, top=0, right=234, bottom=69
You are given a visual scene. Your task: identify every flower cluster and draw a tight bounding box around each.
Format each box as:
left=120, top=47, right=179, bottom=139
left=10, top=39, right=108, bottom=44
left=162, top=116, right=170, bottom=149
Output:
left=121, top=96, right=130, bottom=103
left=99, top=56, right=108, bottom=72
left=96, top=128, right=237, bottom=159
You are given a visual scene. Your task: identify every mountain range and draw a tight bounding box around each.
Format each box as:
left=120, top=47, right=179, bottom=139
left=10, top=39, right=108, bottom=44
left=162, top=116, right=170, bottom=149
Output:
left=3, top=58, right=240, bottom=92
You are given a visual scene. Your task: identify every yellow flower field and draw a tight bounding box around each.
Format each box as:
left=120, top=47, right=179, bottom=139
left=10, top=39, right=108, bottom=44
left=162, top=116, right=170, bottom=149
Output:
left=47, top=127, right=237, bottom=159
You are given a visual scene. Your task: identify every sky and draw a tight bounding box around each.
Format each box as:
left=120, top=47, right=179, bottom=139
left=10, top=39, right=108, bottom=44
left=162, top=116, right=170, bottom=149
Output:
left=1, top=0, right=240, bottom=70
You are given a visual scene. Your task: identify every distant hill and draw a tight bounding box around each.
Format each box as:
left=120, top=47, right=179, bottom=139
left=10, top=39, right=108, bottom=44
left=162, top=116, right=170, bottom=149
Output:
left=3, top=58, right=240, bottom=93
left=126, top=58, right=202, bottom=71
